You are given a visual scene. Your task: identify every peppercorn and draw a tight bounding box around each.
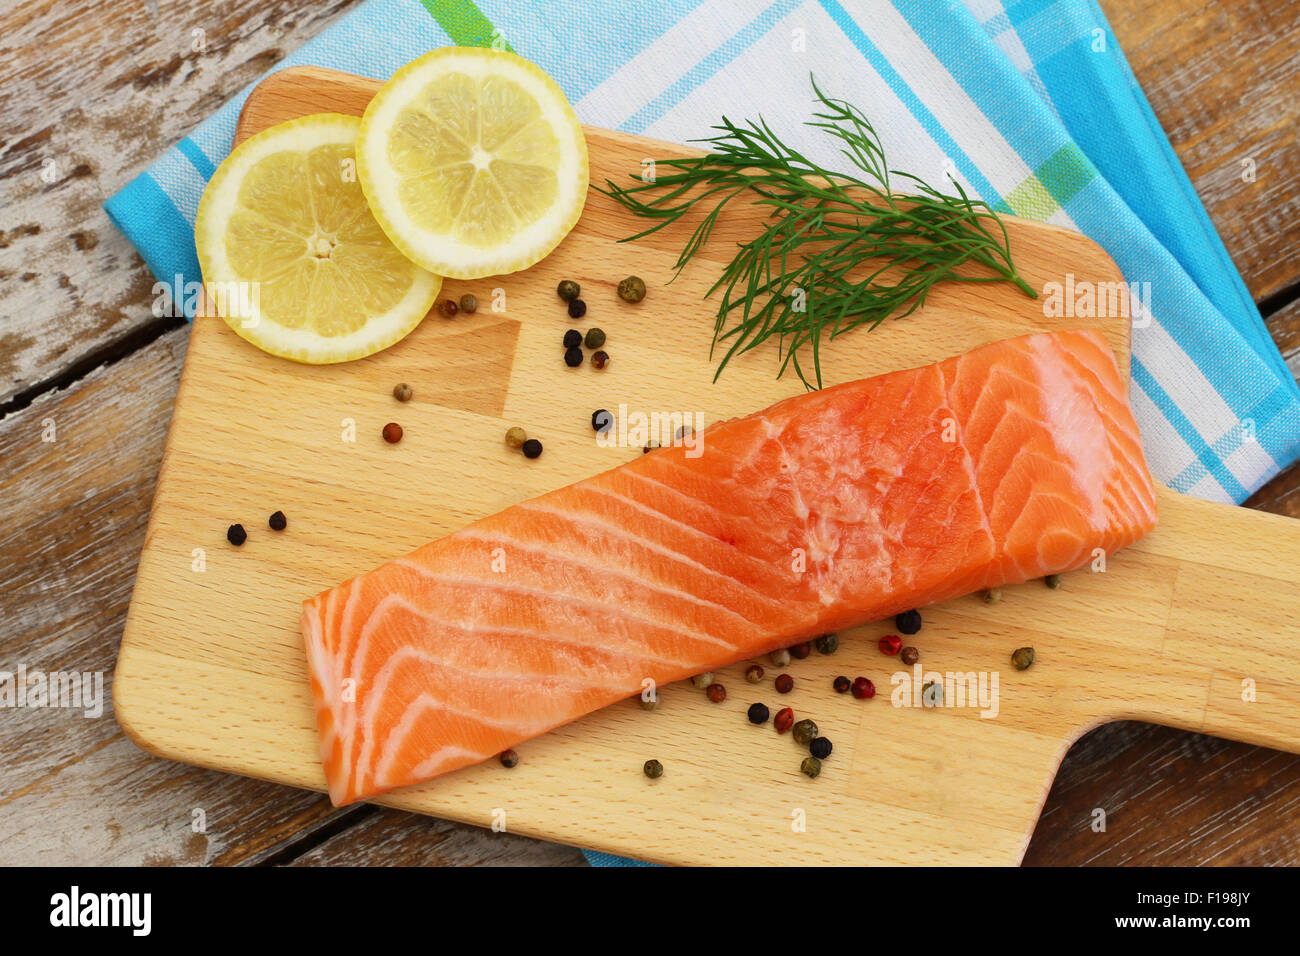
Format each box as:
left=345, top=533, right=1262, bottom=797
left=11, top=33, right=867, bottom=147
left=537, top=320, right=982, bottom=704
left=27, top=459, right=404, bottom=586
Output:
left=675, top=425, right=692, bottom=443
left=800, top=756, right=822, bottom=779
left=896, top=609, right=922, bottom=634
left=814, top=633, right=839, bottom=655
left=393, top=382, right=413, bottom=402
left=643, top=758, right=663, bottom=779
left=706, top=682, right=727, bottom=703
left=618, top=275, right=646, bottom=303
left=768, top=648, right=791, bottom=667
left=982, top=587, right=1001, bottom=605
left=557, top=279, right=580, bottom=302
left=809, top=736, right=832, bottom=760
left=789, top=641, right=811, bottom=660
left=590, top=349, right=609, bottom=370
left=774, top=673, right=794, bottom=694
left=1012, top=646, right=1035, bottom=670
left=505, top=426, right=527, bottom=449
left=592, top=409, right=612, bottom=433
left=774, top=707, right=794, bottom=733
left=642, top=441, right=660, bottom=454
left=879, top=634, right=902, bottom=656
left=691, top=672, right=714, bottom=688
left=900, top=646, right=919, bottom=665
left=747, top=703, right=770, bottom=725
left=458, top=293, right=478, bottom=314
left=1045, top=574, right=1062, bottom=589
left=564, top=346, right=583, bottom=367
left=833, top=675, right=851, bottom=694
left=851, top=676, right=875, bottom=699
left=437, top=298, right=458, bottom=317
left=499, top=749, right=519, bottom=768
left=744, top=664, right=765, bottom=684
left=521, top=438, right=543, bottom=459
left=226, top=523, right=246, bottom=546
left=584, top=327, right=606, bottom=349
left=563, top=329, right=582, bottom=349
left=382, top=422, right=403, bottom=444
left=567, top=298, right=587, bottom=319
left=791, top=719, right=818, bottom=746
left=268, top=510, right=287, bottom=531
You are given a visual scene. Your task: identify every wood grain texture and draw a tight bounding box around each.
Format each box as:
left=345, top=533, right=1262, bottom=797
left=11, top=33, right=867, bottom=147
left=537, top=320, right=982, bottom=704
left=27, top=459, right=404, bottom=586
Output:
left=110, top=67, right=1300, bottom=866
left=0, top=0, right=363, bottom=407
left=1099, top=0, right=1300, bottom=300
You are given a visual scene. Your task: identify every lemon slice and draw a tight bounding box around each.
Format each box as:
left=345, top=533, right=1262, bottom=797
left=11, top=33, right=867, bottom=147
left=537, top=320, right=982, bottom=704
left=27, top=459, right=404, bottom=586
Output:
left=356, top=48, right=588, bottom=280
left=195, top=113, right=441, bottom=363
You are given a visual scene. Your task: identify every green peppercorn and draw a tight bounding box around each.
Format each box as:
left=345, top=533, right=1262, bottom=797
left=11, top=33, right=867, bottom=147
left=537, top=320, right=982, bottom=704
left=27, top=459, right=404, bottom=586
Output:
left=744, top=664, right=765, bottom=683
left=437, top=298, right=458, bottom=318
left=768, top=648, right=791, bottom=667
left=505, top=426, right=527, bottom=449
left=791, top=719, right=818, bottom=746
left=922, top=681, right=943, bottom=707
left=982, top=587, right=1002, bottom=605
left=1045, top=574, right=1062, bottom=589
left=584, top=327, right=606, bottom=349
left=643, top=758, right=663, bottom=779
left=393, top=382, right=413, bottom=402
left=458, top=293, right=478, bottom=314
left=618, top=275, right=646, bottom=303
left=691, top=672, right=714, bottom=688
left=1012, top=646, right=1035, bottom=670
left=499, top=749, right=519, bottom=768
left=814, top=633, right=839, bottom=655
left=800, top=756, right=822, bottom=779
left=557, top=279, right=580, bottom=302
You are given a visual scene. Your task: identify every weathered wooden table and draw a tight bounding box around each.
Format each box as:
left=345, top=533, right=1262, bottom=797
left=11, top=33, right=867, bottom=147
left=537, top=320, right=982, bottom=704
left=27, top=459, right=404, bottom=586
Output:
left=2, top=0, right=1297, bottom=866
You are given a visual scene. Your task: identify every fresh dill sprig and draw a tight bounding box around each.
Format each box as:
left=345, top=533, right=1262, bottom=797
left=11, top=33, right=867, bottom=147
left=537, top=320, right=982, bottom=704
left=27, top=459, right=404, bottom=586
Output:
left=597, top=77, right=1037, bottom=389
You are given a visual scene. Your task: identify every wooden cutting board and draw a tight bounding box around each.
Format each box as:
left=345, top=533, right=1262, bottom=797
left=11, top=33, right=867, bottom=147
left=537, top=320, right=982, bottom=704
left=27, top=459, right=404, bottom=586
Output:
left=114, top=66, right=1300, bottom=866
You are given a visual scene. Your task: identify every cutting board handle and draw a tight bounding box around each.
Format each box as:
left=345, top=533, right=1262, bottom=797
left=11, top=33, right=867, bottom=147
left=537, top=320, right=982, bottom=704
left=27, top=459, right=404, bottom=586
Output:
left=1108, top=488, right=1300, bottom=754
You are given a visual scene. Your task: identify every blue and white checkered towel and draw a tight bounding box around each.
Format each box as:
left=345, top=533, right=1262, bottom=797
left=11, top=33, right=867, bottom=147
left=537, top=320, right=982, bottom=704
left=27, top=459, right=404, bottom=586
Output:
left=103, top=0, right=1300, bottom=864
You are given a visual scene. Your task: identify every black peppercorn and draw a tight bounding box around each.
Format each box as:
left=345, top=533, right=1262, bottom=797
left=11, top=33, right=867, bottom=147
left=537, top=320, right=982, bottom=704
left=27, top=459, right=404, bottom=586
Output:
left=895, top=609, right=922, bottom=634
left=592, top=409, right=612, bottom=433
left=226, top=524, right=246, bottom=546
left=809, top=736, right=832, bottom=760
left=833, top=675, right=851, bottom=693
left=567, top=298, right=587, bottom=318
left=564, top=346, right=583, bottom=367
left=499, top=749, right=519, bottom=768
left=268, top=511, right=287, bottom=531
left=563, top=329, right=582, bottom=349
left=521, top=438, right=543, bottom=459
left=747, top=702, right=770, bottom=725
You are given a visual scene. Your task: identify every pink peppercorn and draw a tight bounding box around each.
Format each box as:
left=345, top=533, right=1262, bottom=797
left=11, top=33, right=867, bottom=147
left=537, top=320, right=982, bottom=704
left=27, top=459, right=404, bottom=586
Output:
left=879, top=634, right=902, bottom=656
left=774, top=707, right=794, bottom=733
left=851, top=677, right=876, bottom=699
left=775, top=673, right=794, bottom=694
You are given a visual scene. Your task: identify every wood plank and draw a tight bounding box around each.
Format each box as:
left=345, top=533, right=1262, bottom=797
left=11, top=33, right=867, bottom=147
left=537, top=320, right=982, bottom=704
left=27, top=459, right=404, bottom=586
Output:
left=0, top=0, right=363, bottom=407
left=1026, top=721, right=1300, bottom=865
left=1100, top=0, right=1300, bottom=300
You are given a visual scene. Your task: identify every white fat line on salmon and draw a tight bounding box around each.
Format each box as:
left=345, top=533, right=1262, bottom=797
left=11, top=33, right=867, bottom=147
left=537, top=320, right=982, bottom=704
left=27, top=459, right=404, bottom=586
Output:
left=890, top=663, right=999, bottom=719
left=596, top=404, right=705, bottom=457
left=0, top=664, right=103, bottom=718
left=49, top=886, right=151, bottom=936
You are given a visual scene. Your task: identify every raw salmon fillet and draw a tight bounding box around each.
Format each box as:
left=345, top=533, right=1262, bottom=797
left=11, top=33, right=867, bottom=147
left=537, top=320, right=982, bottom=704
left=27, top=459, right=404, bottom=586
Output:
left=302, top=329, right=1157, bottom=805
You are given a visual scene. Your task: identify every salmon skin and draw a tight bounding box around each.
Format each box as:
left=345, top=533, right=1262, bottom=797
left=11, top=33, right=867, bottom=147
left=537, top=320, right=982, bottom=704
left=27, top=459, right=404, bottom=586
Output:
left=302, top=329, right=1157, bottom=805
